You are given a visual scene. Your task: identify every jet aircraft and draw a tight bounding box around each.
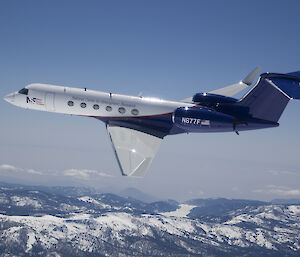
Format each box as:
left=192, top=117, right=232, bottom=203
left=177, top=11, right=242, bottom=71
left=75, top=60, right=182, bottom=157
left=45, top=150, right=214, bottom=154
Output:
left=4, top=68, right=300, bottom=177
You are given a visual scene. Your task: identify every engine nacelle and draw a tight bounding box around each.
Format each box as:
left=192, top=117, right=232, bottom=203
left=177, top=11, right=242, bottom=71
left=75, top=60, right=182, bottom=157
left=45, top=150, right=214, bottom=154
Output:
left=173, top=106, right=235, bottom=132
left=192, top=93, right=238, bottom=104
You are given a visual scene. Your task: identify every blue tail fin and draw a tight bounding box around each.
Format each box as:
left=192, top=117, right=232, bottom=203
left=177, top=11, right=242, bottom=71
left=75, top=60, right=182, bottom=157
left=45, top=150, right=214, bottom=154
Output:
left=238, top=72, right=300, bottom=122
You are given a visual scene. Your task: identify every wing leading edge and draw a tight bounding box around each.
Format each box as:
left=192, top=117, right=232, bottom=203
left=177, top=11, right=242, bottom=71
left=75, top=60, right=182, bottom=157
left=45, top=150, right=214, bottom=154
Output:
left=107, top=125, right=162, bottom=177
left=181, top=66, right=261, bottom=102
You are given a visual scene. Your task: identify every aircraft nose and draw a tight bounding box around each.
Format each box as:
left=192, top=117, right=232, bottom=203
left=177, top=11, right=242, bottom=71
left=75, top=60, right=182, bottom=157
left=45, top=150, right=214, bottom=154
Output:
left=3, top=93, right=15, bottom=103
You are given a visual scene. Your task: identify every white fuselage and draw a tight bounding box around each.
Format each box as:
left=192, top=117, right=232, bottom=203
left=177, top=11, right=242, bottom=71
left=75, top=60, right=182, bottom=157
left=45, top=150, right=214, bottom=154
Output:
left=4, top=83, right=193, bottom=118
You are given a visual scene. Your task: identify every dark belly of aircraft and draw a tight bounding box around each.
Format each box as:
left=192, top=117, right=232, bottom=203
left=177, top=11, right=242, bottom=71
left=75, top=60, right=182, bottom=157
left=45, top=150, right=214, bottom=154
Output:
left=94, top=108, right=279, bottom=138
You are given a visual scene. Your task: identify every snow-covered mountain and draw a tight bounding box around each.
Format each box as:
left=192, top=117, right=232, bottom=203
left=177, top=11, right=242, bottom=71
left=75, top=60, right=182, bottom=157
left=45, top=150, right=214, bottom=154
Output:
left=0, top=183, right=300, bottom=257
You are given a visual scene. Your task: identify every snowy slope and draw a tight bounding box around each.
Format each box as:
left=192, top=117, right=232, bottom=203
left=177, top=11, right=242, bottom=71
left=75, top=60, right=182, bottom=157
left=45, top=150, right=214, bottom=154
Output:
left=0, top=184, right=300, bottom=257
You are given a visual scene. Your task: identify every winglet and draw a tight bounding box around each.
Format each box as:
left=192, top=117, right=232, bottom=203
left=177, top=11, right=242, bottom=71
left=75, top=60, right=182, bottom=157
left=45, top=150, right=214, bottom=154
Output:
left=181, top=66, right=262, bottom=101
left=208, top=66, right=261, bottom=97
left=242, top=66, right=261, bottom=86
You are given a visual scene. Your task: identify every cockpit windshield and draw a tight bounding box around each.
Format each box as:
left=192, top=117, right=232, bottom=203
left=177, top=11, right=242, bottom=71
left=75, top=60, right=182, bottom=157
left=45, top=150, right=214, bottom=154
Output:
left=18, top=88, right=29, bottom=95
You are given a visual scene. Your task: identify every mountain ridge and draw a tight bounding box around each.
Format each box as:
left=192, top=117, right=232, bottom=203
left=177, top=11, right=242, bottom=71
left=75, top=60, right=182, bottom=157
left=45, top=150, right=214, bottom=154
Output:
left=0, top=183, right=299, bottom=256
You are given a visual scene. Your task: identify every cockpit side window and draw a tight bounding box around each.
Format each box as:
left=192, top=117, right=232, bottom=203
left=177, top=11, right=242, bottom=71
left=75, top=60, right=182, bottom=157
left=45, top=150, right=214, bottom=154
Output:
left=18, top=88, right=29, bottom=95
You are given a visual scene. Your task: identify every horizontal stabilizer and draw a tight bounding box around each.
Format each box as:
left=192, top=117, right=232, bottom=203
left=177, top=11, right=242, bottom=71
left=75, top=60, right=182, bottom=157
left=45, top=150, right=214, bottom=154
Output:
left=286, top=70, right=300, bottom=77
left=237, top=72, right=300, bottom=122
left=263, top=73, right=300, bottom=100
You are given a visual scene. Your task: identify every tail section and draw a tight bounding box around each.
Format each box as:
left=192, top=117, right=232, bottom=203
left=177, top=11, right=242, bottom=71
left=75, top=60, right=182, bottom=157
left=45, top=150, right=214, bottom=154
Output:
left=237, top=72, right=300, bottom=122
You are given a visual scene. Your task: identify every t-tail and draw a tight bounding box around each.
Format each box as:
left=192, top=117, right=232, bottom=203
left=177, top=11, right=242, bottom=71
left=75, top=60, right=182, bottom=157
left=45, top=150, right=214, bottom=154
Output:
left=235, top=72, right=300, bottom=123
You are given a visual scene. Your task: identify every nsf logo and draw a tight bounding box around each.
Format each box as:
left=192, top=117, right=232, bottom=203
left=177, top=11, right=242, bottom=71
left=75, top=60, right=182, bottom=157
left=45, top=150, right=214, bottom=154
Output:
left=26, top=96, right=44, bottom=106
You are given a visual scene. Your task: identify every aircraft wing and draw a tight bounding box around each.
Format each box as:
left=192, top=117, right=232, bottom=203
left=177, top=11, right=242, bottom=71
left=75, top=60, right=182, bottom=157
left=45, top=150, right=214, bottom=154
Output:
left=107, top=125, right=162, bottom=177
left=181, top=66, right=260, bottom=102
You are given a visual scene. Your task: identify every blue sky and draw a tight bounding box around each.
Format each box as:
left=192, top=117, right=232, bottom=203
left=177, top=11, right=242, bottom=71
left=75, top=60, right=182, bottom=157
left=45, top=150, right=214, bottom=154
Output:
left=1, top=0, right=300, bottom=201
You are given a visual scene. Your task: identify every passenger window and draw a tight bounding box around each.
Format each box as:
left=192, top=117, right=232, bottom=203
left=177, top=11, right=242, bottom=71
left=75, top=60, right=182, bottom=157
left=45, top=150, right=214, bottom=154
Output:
left=68, top=101, right=74, bottom=107
left=18, top=88, right=29, bottom=95
left=118, top=107, right=126, bottom=114
left=106, top=106, right=112, bottom=112
left=131, top=109, right=139, bottom=116
left=93, top=104, right=99, bottom=110
left=80, top=103, right=86, bottom=108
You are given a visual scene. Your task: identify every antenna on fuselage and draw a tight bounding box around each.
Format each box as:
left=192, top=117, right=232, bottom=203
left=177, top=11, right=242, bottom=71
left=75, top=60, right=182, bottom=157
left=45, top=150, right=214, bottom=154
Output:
left=233, top=120, right=239, bottom=135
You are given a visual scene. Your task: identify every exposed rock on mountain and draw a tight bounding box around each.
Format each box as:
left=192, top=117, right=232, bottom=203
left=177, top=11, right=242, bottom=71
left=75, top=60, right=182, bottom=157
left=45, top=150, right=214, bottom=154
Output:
left=0, top=184, right=299, bottom=257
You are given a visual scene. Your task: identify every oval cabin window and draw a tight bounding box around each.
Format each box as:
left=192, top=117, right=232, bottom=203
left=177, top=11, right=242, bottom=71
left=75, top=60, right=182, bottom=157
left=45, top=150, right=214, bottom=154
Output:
left=68, top=101, right=74, bottom=107
left=80, top=103, right=87, bottom=108
left=93, top=104, right=99, bottom=110
left=106, top=106, right=112, bottom=112
left=118, top=107, right=126, bottom=114
left=131, top=109, right=139, bottom=115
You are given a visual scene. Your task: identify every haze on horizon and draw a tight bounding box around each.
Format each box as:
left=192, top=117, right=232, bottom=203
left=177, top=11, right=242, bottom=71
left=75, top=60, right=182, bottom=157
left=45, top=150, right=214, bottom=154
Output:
left=1, top=0, right=300, bottom=202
